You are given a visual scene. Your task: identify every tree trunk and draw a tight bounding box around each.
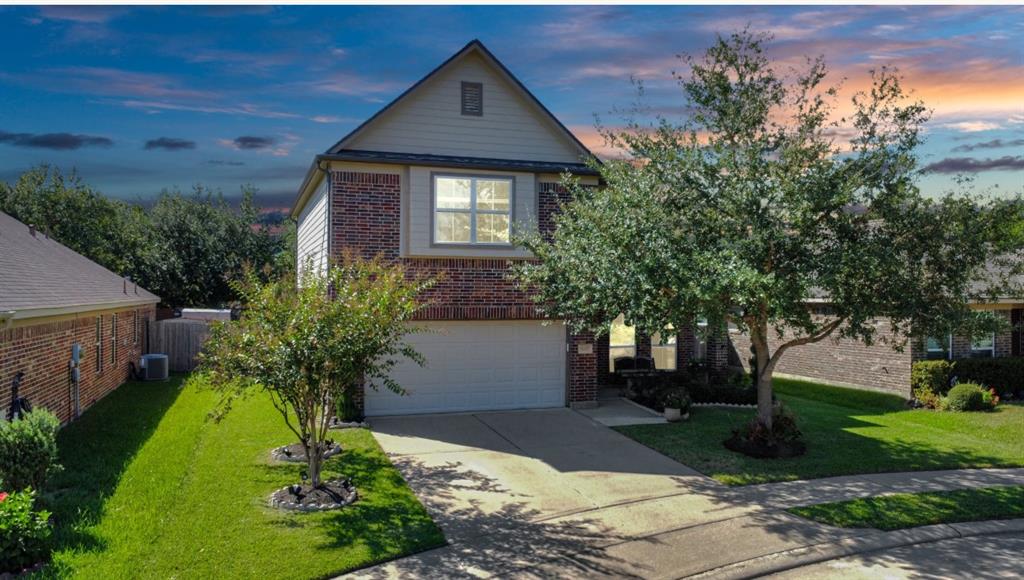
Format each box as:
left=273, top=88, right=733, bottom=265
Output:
left=749, top=322, right=774, bottom=430
left=306, top=438, right=322, bottom=488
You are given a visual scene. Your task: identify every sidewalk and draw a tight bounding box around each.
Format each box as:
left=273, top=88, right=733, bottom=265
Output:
left=350, top=467, right=1024, bottom=578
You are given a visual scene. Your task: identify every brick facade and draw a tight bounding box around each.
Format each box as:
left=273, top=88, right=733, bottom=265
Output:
left=329, top=171, right=598, bottom=409
left=0, top=306, right=155, bottom=424
left=727, top=307, right=1024, bottom=398
left=568, top=331, right=598, bottom=407
left=728, top=319, right=914, bottom=397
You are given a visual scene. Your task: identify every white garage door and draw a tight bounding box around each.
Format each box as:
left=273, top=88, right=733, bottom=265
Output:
left=364, top=320, right=567, bottom=416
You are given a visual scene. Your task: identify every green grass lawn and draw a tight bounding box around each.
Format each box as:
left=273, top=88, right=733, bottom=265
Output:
left=616, top=378, right=1024, bottom=486
left=789, top=486, right=1024, bottom=530
left=37, top=375, right=444, bottom=579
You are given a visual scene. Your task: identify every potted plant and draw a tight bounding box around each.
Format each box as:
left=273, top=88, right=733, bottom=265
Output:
left=662, top=389, right=691, bottom=422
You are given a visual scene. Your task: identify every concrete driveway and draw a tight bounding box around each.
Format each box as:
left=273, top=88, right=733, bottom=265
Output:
left=370, top=408, right=707, bottom=542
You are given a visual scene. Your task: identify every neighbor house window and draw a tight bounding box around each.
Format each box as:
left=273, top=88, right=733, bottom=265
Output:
left=925, top=335, right=952, bottom=360
left=95, top=316, right=103, bottom=374
left=111, top=313, right=117, bottom=364
left=970, top=332, right=995, bottom=358
left=433, top=175, right=512, bottom=244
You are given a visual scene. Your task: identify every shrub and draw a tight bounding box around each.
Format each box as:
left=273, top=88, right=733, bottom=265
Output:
left=952, top=357, right=1024, bottom=398
left=688, top=380, right=758, bottom=405
left=0, top=410, right=62, bottom=491
left=911, top=360, right=953, bottom=403
left=662, top=388, right=691, bottom=412
left=0, top=487, right=52, bottom=573
left=980, top=388, right=1000, bottom=410
left=943, top=383, right=988, bottom=412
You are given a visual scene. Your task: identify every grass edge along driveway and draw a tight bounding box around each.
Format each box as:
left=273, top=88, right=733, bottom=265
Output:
left=616, top=378, right=1024, bottom=486
left=39, top=375, right=445, bottom=579
left=789, top=485, right=1024, bottom=530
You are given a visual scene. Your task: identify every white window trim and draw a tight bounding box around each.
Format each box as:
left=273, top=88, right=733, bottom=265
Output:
left=431, top=174, right=514, bottom=246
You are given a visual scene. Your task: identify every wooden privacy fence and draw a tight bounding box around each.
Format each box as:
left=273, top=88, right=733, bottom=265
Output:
left=148, top=319, right=212, bottom=372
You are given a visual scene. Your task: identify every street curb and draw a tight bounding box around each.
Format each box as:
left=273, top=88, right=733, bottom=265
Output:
left=687, top=518, right=1024, bottom=579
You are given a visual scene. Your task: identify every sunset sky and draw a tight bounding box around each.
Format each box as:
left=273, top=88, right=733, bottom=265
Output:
left=0, top=4, right=1021, bottom=209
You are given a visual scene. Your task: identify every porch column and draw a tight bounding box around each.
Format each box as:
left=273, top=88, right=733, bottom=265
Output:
left=568, top=331, right=598, bottom=408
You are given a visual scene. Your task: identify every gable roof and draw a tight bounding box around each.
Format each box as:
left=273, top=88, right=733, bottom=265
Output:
left=293, top=39, right=600, bottom=218
left=326, top=39, right=595, bottom=159
left=0, top=211, right=159, bottom=320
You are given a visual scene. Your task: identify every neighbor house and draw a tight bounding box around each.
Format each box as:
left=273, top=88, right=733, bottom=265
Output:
left=727, top=298, right=1023, bottom=397
left=0, top=211, right=159, bottom=422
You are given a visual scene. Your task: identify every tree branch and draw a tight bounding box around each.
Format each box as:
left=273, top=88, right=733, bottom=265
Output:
left=768, top=317, right=845, bottom=371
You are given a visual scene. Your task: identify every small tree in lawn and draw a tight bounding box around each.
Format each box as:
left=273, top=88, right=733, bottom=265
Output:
left=198, top=254, right=430, bottom=491
left=516, top=31, right=1022, bottom=437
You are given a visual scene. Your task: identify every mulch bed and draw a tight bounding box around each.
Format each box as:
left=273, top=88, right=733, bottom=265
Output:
left=269, top=479, right=358, bottom=512
left=723, top=435, right=807, bottom=459
left=270, top=441, right=343, bottom=463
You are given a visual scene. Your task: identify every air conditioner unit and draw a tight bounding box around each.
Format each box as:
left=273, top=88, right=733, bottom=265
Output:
left=140, top=354, right=169, bottom=381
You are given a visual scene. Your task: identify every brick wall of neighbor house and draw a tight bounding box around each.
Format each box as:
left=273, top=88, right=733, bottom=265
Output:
left=729, top=318, right=914, bottom=397
left=909, top=308, right=1019, bottom=361
left=0, top=306, right=155, bottom=424
left=330, top=172, right=598, bottom=408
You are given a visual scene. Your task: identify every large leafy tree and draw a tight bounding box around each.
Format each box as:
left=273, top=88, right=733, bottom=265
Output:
left=197, top=256, right=431, bottom=488
left=517, top=32, right=1023, bottom=428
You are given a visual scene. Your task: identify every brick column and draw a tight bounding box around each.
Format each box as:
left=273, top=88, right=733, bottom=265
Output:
left=677, top=325, right=697, bottom=370
left=331, top=170, right=401, bottom=260
left=568, top=331, right=598, bottom=408
left=635, top=332, right=652, bottom=359
left=1013, top=308, right=1022, bottom=357
left=596, top=333, right=610, bottom=386
left=707, top=326, right=730, bottom=377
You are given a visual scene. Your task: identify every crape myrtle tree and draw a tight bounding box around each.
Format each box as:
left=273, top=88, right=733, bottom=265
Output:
left=516, top=31, right=1023, bottom=430
left=197, top=255, right=432, bottom=488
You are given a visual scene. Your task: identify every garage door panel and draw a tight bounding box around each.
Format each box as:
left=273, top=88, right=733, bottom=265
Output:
left=365, top=321, right=567, bottom=416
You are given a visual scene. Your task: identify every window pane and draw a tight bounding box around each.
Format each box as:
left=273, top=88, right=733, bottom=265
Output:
left=477, top=180, right=510, bottom=211
left=610, top=314, right=635, bottom=346
left=971, top=334, right=994, bottom=351
left=926, top=337, right=945, bottom=352
left=435, top=211, right=471, bottom=243
left=436, top=177, right=471, bottom=209
left=476, top=213, right=510, bottom=243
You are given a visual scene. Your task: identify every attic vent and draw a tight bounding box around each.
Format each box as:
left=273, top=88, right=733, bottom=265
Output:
left=461, top=81, right=483, bottom=116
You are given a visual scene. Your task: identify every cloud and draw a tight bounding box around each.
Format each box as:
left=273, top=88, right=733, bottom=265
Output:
left=922, top=156, right=1024, bottom=174
left=311, top=115, right=346, bottom=124
left=29, top=66, right=217, bottom=100
left=942, top=121, right=1002, bottom=133
left=951, top=139, right=1024, bottom=153
left=228, top=136, right=276, bottom=150
left=0, top=130, right=113, bottom=150
left=120, top=99, right=301, bottom=120
left=207, top=160, right=246, bottom=166
left=144, top=137, right=196, bottom=151
left=292, top=73, right=402, bottom=97
left=36, top=6, right=124, bottom=24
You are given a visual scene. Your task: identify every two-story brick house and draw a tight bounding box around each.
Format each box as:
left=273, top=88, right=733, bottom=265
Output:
left=292, top=40, right=607, bottom=416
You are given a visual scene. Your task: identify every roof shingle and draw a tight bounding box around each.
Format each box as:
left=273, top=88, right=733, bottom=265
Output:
left=0, top=211, right=159, bottom=317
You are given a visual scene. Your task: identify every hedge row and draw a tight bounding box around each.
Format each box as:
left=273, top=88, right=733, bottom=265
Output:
left=911, top=357, right=1024, bottom=399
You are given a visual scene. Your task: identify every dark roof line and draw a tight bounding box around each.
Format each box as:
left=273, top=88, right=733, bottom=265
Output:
left=325, top=39, right=596, bottom=160
left=317, top=150, right=600, bottom=175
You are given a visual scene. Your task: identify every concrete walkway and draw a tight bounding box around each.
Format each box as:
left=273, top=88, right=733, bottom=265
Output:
left=352, top=408, right=1024, bottom=578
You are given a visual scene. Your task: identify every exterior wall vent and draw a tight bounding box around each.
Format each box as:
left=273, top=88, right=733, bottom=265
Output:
left=461, top=81, right=483, bottom=116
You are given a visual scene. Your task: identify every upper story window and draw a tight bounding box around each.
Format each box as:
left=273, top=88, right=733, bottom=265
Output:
left=461, top=82, right=483, bottom=116
left=433, top=175, right=512, bottom=245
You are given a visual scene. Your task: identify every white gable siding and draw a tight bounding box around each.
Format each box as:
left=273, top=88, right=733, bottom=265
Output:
left=345, top=53, right=583, bottom=164
left=405, top=166, right=536, bottom=258
left=296, top=178, right=329, bottom=281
